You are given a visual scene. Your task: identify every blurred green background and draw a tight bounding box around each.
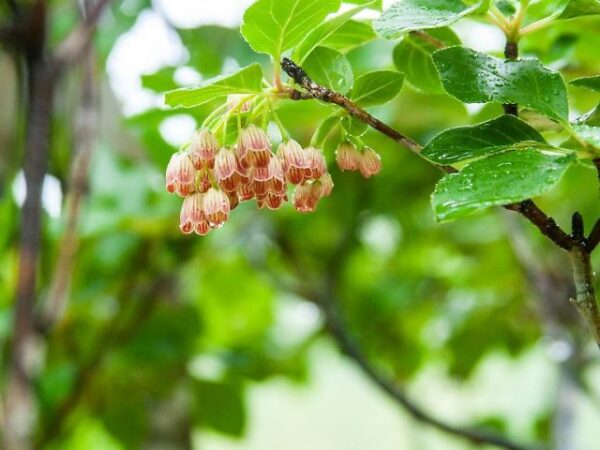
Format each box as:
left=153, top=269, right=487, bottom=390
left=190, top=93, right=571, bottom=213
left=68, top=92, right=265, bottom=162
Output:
left=2, top=1, right=600, bottom=449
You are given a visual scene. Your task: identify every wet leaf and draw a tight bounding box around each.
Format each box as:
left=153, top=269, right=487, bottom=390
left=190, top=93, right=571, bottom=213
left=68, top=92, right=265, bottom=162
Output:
left=422, top=115, right=547, bottom=164
left=374, top=0, right=490, bottom=39
left=303, top=46, right=354, bottom=94
left=434, top=46, right=569, bottom=122
left=393, top=27, right=461, bottom=94
left=432, top=149, right=574, bottom=221
left=321, top=20, right=377, bottom=52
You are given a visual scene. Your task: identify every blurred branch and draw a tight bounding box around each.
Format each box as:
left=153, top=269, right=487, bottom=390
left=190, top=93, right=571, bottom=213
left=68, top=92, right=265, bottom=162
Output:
left=274, top=230, right=536, bottom=450
left=282, top=57, right=576, bottom=252
left=52, top=0, right=112, bottom=69
left=320, top=290, right=535, bottom=450
left=40, top=45, right=97, bottom=330
left=36, top=248, right=174, bottom=448
left=409, top=30, right=445, bottom=48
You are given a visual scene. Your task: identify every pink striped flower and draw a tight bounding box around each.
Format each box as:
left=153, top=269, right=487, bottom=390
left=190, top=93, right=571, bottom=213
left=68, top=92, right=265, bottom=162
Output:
left=335, top=141, right=360, bottom=171
left=214, top=147, right=247, bottom=192
left=358, top=147, right=382, bottom=178
left=188, top=129, right=218, bottom=169
left=180, top=193, right=206, bottom=235
left=166, top=152, right=196, bottom=197
left=292, top=173, right=334, bottom=213
left=203, top=188, right=230, bottom=228
left=238, top=125, right=272, bottom=168
left=305, top=147, right=327, bottom=180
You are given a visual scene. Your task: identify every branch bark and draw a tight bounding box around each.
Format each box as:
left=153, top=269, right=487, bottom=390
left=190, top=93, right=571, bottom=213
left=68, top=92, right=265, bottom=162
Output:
left=52, top=0, right=112, bottom=70
left=281, top=57, right=576, bottom=251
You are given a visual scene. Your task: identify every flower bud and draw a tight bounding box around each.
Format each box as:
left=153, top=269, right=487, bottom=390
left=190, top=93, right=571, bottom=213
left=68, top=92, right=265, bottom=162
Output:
left=358, top=147, right=382, bottom=178
left=188, top=129, right=218, bottom=169
left=335, top=141, right=359, bottom=171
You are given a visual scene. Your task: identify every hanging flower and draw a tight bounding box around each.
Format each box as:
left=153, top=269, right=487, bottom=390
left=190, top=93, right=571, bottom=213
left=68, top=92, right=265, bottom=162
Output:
left=166, top=152, right=196, bottom=197
left=358, top=147, right=382, bottom=178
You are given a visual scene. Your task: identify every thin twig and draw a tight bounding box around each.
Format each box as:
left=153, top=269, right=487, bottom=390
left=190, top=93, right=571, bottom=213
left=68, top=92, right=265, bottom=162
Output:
left=275, top=227, right=536, bottom=450
left=281, top=57, right=576, bottom=251
left=321, top=290, right=536, bottom=450
left=41, top=34, right=98, bottom=330
left=52, top=0, right=112, bottom=69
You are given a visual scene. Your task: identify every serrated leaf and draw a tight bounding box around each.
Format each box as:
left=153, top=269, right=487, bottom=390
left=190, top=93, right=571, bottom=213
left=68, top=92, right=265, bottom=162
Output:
left=422, top=115, right=546, bottom=164
left=294, top=2, right=377, bottom=63
left=240, top=0, right=341, bottom=58
left=571, top=75, right=600, bottom=92
left=350, top=70, right=404, bottom=106
left=559, top=0, right=600, bottom=18
left=432, top=149, right=574, bottom=221
left=303, top=47, right=354, bottom=94
left=321, top=20, right=377, bottom=52
left=433, top=46, right=569, bottom=122
left=164, top=64, right=263, bottom=109
left=393, top=27, right=460, bottom=94
left=374, top=0, right=489, bottom=39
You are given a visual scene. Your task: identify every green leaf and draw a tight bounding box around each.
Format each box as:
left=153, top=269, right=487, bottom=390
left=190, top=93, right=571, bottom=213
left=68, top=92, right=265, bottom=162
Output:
left=393, top=27, right=460, bottom=94
left=345, top=0, right=382, bottom=8
left=422, top=115, right=547, bottom=164
left=571, top=75, right=600, bottom=92
left=314, top=114, right=342, bottom=146
left=350, top=70, right=404, bottom=106
left=164, top=64, right=263, bottom=109
left=433, top=46, right=569, bottom=122
left=294, top=1, right=377, bottom=63
left=321, top=20, right=377, bottom=52
left=572, top=124, right=600, bottom=148
left=240, top=0, right=341, bottom=58
left=192, top=380, right=246, bottom=437
left=303, top=46, right=354, bottom=94
left=342, top=115, right=368, bottom=136
left=141, top=67, right=178, bottom=92
left=432, top=149, right=574, bottom=221
left=374, top=0, right=489, bottom=39
left=559, top=0, right=600, bottom=18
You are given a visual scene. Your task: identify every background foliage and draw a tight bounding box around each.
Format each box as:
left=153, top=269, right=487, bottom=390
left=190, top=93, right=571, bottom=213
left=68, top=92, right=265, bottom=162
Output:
left=1, top=0, right=600, bottom=449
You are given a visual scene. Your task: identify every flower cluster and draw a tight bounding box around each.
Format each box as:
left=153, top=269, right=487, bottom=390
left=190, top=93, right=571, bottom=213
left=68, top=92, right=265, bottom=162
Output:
left=335, top=141, right=381, bottom=177
left=166, top=125, right=343, bottom=236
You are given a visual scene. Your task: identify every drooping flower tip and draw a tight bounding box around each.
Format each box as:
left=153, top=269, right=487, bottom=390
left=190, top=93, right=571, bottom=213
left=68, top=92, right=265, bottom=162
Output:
left=238, top=125, right=272, bottom=168
left=180, top=193, right=207, bottom=235
left=188, top=128, right=218, bottom=169
left=335, top=141, right=360, bottom=171
left=166, top=152, right=196, bottom=197
left=203, top=188, right=230, bottom=228
left=358, top=147, right=382, bottom=178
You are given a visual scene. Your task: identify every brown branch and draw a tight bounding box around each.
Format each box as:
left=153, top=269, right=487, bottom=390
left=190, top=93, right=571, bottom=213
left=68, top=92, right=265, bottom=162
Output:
left=52, top=0, right=112, bottom=69
left=41, top=42, right=98, bottom=330
left=275, top=228, right=537, bottom=450
left=281, top=57, right=576, bottom=251
left=321, top=290, right=537, bottom=450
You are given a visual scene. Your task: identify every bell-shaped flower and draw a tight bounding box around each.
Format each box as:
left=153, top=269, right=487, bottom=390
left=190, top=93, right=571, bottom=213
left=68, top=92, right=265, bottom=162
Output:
left=335, top=141, right=360, bottom=171
left=188, top=129, right=218, bottom=169
left=203, top=188, right=230, bottom=228
left=238, top=125, right=272, bottom=168
left=358, top=147, right=382, bottom=178
left=166, top=152, right=196, bottom=197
